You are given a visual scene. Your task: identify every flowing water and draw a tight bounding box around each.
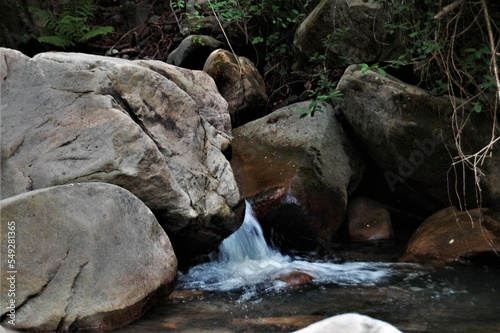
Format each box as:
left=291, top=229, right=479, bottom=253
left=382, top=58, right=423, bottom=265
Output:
left=121, top=202, right=500, bottom=332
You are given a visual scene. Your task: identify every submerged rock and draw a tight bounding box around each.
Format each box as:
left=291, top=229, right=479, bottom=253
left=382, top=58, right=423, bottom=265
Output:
left=0, top=48, right=243, bottom=259
left=232, top=101, right=363, bottom=250
left=293, top=313, right=402, bottom=333
left=0, top=183, right=177, bottom=331
left=400, top=207, right=500, bottom=265
left=276, top=271, right=314, bottom=286
left=347, top=196, right=393, bottom=242
left=233, top=315, right=323, bottom=331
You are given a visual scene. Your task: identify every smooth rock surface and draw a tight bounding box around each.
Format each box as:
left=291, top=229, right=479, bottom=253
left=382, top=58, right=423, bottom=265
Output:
left=0, top=48, right=243, bottom=258
left=167, top=34, right=223, bottom=69
left=204, top=49, right=268, bottom=126
left=232, top=101, right=363, bottom=250
left=400, top=207, right=500, bottom=265
left=294, top=0, right=404, bottom=68
left=347, top=196, right=393, bottom=242
left=337, top=64, right=493, bottom=208
left=0, top=183, right=177, bottom=332
left=293, top=313, right=402, bottom=333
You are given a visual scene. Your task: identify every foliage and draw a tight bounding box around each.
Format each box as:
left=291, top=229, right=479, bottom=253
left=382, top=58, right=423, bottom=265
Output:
left=371, top=0, right=499, bottom=210
left=173, top=0, right=314, bottom=106
left=359, top=63, right=387, bottom=77
left=378, top=0, right=499, bottom=113
left=28, top=0, right=114, bottom=49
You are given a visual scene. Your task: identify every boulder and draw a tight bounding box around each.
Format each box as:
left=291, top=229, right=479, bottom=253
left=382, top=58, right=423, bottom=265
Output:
left=0, top=48, right=243, bottom=259
left=337, top=64, right=494, bottom=209
left=400, top=207, right=500, bottom=265
left=166, top=35, right=224, bottom=69
left=204, top=49, right=268, bottom=126
left=347, top=196, right=393, bottom=242
left=293, top=313, right=402, bottom=333
left=294, top=0, right=405, bottom=68
left=0, top=183, right=177, bottom=331
left=231, top=101, right=363, bottom=250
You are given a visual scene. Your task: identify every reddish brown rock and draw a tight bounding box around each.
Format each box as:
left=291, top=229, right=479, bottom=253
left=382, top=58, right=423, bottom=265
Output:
left=400, top=207, right=500, bottom=265
left=276, top=271, right=314, bottom=286
left=232, top=102, right=363, bottom=250
left=168, top=290, right=204, bottom=301
left=232, top=315, right=323, bottom=331
left=347, top=197, right=393, bottom=242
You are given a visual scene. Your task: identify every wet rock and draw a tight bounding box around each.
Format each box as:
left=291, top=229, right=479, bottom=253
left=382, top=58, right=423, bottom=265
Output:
left=233, top=315, right=323, bottom=331
left=347, top=197, right=393, bottom=242
left=204, top=49, right=268, bottom=126
left=337, top=64, right=494, bottom=209
left=293, top=312, right=402, bottom=333
left=167, top=35, right=224, bottom=70
left=169, top=290, right=204, bottom=301
left=232, top=101, right=363, bottom=250
left=294, top=0, right=405, bottom=68
left=400, top=207, right=500, bottom=265
left=276, top=271, right=314, bottom=286
left=0, top=183, right=177, bottom=332
left=0, top=48, right=243, bottom=259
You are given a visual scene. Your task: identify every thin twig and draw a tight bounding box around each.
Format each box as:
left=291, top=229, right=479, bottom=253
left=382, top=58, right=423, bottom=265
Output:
left=434, top=0, right=465, bottom=20
left=206, top=0, right=243, bottom=75
left=480, top=0, right=500, bottom=139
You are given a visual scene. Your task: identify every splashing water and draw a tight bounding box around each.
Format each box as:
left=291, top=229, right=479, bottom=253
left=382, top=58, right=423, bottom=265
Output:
left=178, top=201, right=396, bottom=295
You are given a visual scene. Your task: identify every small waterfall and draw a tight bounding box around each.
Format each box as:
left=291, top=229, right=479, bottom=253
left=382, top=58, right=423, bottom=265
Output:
left=218, top=201, right=279, bottom=262
left=179, top=201, right=396, bottom=295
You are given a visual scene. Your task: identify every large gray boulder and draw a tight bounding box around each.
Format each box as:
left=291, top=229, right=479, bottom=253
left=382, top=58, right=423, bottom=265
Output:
left=294, top=0, right=405, bottom=68
left=0, top=183, right=177, bottom=332
left=0, top=48, right=243, bottom=258
left=337, top=64, right=496, bottom=209
left=231, top=101, right=363, bottom=250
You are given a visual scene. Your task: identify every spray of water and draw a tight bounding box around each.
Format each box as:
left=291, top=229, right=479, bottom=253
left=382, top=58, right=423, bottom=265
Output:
left=178, top=201, right=393, bottom=294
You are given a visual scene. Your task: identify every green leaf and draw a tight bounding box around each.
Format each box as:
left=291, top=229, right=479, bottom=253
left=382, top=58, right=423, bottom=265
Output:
left=377, top=67, right=388, bottom=77
left=252, top=36, right=264, bottom=44
left=473, top=102, right=482, bottom=113
left=360, top=63, right=370, bottom=73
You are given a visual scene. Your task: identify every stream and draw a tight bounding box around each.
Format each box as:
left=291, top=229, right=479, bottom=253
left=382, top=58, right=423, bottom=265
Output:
left=121, top=202, right=500, bottom=332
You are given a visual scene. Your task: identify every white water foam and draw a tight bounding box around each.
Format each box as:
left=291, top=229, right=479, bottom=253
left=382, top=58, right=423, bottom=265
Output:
left=178, top=201, right=394, bottom=293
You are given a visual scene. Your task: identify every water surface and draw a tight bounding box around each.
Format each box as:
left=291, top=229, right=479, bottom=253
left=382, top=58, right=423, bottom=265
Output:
left=122, top=202, right=500, bottom=332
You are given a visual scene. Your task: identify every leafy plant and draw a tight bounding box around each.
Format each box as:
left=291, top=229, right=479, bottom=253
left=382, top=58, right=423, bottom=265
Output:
left=378, top=0, right=498, bottom=113
left=174, top=0, right=310, bottom=79
left=29, top=0, right=114, bottom=49
left=359, top=63, right=388, bottom=77
left=299, top=44, right=343, bottom=118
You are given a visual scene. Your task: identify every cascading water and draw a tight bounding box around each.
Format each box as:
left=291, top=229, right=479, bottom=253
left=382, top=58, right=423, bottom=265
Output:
left=178, top=201, right=397, bottom=296
left=217, top=200, right=280, bottom=263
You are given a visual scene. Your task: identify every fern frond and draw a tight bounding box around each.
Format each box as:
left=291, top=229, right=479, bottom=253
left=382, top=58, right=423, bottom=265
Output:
left=37, top=35, right=75, bottom=48
left=30, top=0, right=107, bottom=48
left=79, top=26, right=114, bottom=42
left=28, top=7, right=59, bottom=32
left=62, top=0, right=95, bottom=19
